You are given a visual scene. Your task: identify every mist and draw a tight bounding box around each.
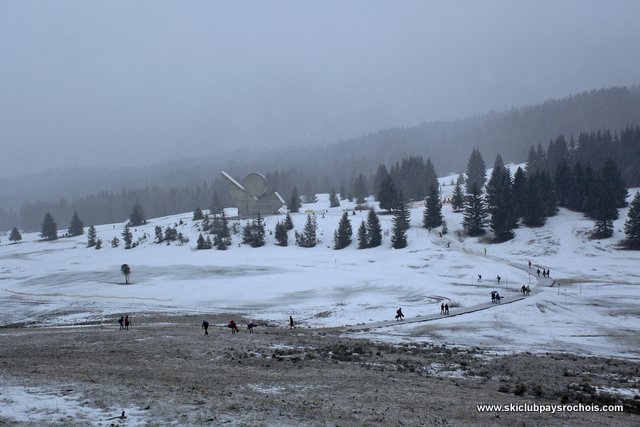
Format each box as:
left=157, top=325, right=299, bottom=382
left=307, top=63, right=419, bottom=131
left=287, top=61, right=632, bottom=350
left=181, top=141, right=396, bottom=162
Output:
left=1, top=0, right=640, bottom=178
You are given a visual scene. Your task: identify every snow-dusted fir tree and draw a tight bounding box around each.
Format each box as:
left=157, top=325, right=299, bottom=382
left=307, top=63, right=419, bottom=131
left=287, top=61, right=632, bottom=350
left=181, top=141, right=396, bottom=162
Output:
left=298, top=213, right=317, bottom=248
left=86, top=225, right=97, bottom=247
left=391, top=209, right=407, bottom=249
left=423, top=185, right=443, bottom=229
left=242, top=213, right=265, bottom=248
left=366, top=209, right=382, bottom=248
left=462, top=183, right=487, bottom=236
left=274, top=221, right=288, bottom=247
left=357, top=221, right=368, bottom=249
left=41, top=212, right=58, bottom=241
left=486, top=158, right=515, bottom=242
left=333, top=211, right=353, bottom=250
left=289, top=187, right=301, bottom=213
left=122, top=224, right=133, bottom=249
left=378, top=174, right=398, bottom=212
left=68, top=211, right=84, bottom=236
left=284, top=212, right=294, bottom=231
left=465, top=148, right=486, bottom=194
left=129, top=202, right=146, bottom=227
left=451, top=181, right=465, bottom=212
left=329, top=189, right=340, bottom=208
left=9, top=226, right=22, bottom=243
left=193, top=207, right=204, bottom=221
left=624, top=192, right=640, bottom=249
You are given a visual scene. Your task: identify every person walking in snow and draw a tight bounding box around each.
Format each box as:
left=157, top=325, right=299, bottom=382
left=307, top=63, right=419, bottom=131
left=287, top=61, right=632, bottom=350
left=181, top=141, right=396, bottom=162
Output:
left=528, top=260, right=532, bottom=269
left=444, top=303, right=449, bottom=315
left=117, top=316, right=124, bottom=330
left=478, top=274, right=482, bottom=282
left=395, top=308, right=404, bottom=321
left=496, top=275, right=501, bottom=285
left=247, top=321, right=256, bottom=333
left=289, top=316, right=295, bottom=329
left=495, top=292, right=501, bottom=303
left=440, top=303, right=445, bottom=315
left=124, top=315, right=130, bottom=330
left=228, top=319, right=239, bottom=334
left=537, top=269, right=541, bottom=278
left=202, top=320, right=209, bottom=335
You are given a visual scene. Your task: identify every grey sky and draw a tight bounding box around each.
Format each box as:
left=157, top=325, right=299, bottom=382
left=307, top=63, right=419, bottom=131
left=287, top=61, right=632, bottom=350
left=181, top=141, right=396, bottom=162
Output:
left=1, top=0, right=639, bottom=177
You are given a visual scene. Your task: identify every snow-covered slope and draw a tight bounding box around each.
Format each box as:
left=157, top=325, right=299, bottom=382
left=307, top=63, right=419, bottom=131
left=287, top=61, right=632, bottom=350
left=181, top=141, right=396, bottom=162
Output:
left=1, top=187, right=639, bottom=359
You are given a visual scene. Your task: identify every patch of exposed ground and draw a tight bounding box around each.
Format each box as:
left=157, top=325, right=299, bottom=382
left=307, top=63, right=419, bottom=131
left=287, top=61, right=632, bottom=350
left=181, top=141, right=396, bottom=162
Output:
left=0, top=314, right=638, bottom=426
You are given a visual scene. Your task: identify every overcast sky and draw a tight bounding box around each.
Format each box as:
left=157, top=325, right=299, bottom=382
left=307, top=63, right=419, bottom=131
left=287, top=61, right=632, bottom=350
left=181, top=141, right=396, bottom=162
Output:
left=1, top=0, right=639, bottom=177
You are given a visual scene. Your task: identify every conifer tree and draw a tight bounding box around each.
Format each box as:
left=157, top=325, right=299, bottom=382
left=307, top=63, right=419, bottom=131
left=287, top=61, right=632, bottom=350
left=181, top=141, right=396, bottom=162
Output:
left=624, top=192, right=640, bottom=249
left=329, top=189, right=340, bottom=208
left=395, top=192, right=411, bottom=232
left=357, top=221, right=368, bottom=249
left=353, top=174, right=368, bottom=204
left=9, top=226, right=22, bottom=243
left=333, top=211, right=353, bottom=250
left=591, top=164, right=620, bottom=239
left=391, top=209, right=407, bottom=249
left=196, top=233, right=211, bottom=250
left=462, top=184, right=487, bottom=236
left=193, top=207, right=204, bottom=221
left=111, top=236, right=120, bottom=248
left=289, top=187, right=301, bottom=213
left=372, top=164, right=390, bottom=198
left=210, top=191, right=223, bottom=215
left=486, top=160, right=515, bottom=242
left=41, top=212, right=58, bottom=241
left=129, top=202, right=146, bottom=227
left=465, top=148, right=486, bottom=194
left=214, top=233, right=226, bottom=250
left=366, top=209, right=382, bottom=248
left=252, top=213, right=265, bottom=247
left=284, top=212, right=294, bottom=230
left=154, top=226, right=163, bottom=244
left=451, top=182, right=465, bottom=212
left=87, top=225, right=97, bottom=248
left=68, top=211, right=84, bottom=236
left=512, top=167, right=527, bottom=221
left=378, top=174, right=398, bottom=212
left=95, top=238, right=102, bottom=249
left=298, top=214, right=317, bottom=248
left=522, top=174, right=546, bottom=227
left=423, top=185, right=443, bottom=229
left=122, top=224, right=133, bottom=249
left=275, top=221, right=288, bottom=246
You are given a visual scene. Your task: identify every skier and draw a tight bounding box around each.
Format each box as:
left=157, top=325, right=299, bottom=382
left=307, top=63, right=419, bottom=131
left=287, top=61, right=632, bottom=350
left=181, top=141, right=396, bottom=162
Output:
left=202, top=320, right=209, bottom=335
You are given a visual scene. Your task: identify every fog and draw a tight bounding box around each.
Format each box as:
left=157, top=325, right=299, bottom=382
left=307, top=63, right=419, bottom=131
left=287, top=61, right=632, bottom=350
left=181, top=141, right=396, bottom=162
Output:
left=1, top=0, right=639, bottom=178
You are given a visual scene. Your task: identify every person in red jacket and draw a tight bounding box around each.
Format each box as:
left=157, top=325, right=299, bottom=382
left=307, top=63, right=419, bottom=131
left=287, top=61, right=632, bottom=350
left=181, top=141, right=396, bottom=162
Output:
left=228, top=319, right=239, bottom=334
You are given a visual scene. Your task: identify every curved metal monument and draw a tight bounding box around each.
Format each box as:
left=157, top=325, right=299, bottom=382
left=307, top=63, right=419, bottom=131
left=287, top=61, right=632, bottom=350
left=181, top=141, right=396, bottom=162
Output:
left=221, top=171, right=285, bottom=217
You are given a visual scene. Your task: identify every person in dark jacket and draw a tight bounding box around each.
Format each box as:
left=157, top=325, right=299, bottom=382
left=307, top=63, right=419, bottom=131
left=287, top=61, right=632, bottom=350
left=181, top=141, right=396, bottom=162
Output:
left=289, top=316, right=295, bottom=329
left=124, top=315, right=131, bottom=330
left=202, top=320, right=209, bottom=335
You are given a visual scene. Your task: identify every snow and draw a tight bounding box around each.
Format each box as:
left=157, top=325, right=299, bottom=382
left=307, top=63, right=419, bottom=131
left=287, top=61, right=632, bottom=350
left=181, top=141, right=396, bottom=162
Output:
left=1, top=186, right=640, bottom=363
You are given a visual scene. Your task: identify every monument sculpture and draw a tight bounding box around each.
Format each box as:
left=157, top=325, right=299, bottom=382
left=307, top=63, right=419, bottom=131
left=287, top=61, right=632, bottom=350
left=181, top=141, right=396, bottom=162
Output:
left=220, top=171, right=285, bottom=217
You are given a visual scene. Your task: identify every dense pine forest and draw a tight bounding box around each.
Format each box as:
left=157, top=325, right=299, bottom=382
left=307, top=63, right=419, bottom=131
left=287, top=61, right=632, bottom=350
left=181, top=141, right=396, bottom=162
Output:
left=2, top=86, right=640, bottom=233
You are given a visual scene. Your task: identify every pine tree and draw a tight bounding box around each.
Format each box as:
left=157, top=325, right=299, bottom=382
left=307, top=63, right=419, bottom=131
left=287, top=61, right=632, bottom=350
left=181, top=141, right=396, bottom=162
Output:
left=333, top=212, right=353, bottom=250
left=210, top=191, right=223, bottom=215
left=252, top=213, right=265, bottom=247
left=451, top=182, right=465, bottom=212
left=353, top=174, right=368, bottom=204
left=289, top=187, right=301, bottom=213
left=329, top=189, right=340, bottom=208
left=68, top=211, right=84, bottom=236
left=193, top=207, right=204, bottom=221
left=196, top=233, right=211, bottom=250
left=366, top=209, right=382, bottom=248
left=462, top=184, right=487, bottom=236
left=87, top=225, right=97, bottom=248
left=465, top=148, right=486, bottom=194
left=522, top=174, right=546, bottom=227
left=485, top=159, right=515, bottom=242
left=395, top=192, right=411, bottom=232
left=216, top=211, right=231, bottom=243
left=298, top=214, right=317, bottom=248
left=111, top=236, right=120, bottom=248
left=9, top=226, right=22, bottom=243
left=275, top=221, right=288, bottom=247
left=154, top=226, right=163, bottom=244
left=357, top=221, right=368, bottom=249
left=600, top=158, right=628, bottom=208
left=423, top=185, right=443, bottom=229
left=129, top=202, right=146, bottom=227
left=591, top=164, right=620, bottom=239
left=512, top=167, right=527, bottom=221
left=122, top=224, right=133, bottom=249
left=391, top=209, right=407, bottom=249
left=40, top=212, right=58, bottom=241
left=284, top=212, right=294, bottom=230
left=624, top=192, right=640, bottom=249
left=95, top=238, right=102, bottom=249
left=214, top=233, right=226, bottom=250
left=378, top=174, right=398, bottom=212
left=372, top=164, right=390, bottom=198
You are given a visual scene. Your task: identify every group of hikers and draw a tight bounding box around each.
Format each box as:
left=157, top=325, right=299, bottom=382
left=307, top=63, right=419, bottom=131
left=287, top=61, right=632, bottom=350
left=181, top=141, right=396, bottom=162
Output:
left=117, top=315, right=131, bottom=330
left=440, top=303, right=450, bottom=315
left=528, top=260, right=551, bottom=278
left=200, top=316, right=294, bottom=335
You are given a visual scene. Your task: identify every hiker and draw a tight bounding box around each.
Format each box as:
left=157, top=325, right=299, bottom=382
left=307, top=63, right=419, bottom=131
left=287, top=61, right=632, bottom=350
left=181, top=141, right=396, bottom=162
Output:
left=447, top=241, right=450, bottom=248
left=202, top=320, right=209, bottom=335
left=528, top=260, right=532, bottom=269
left=537, top=269, right=541, bottom=277
left=547, top=269, right=550, bottom=278
left=228, top=319, right=239, bottom=334
left=525, top=286, right=531, bottom=296
left=440, top=303, right=445, bottom=315
left=495, top=292, right=501, bottom=303
left=491, top=291, right=496, bottom=303
left=289, top=316, right=295, bottom=329
left=497, top=275, right=501, bottom=284
left=395, top=308, right=404, bottom=321
left=124, top=315, right=130, bottom=330
left=118, top=316, right=124, bottom=330
left=247, top=322, right=256, bottom=333
left=521, top=285, right=526, bottom=295
left=444, top=303, right=449, bottom=315
left=478, top=274, right=482, bottom=282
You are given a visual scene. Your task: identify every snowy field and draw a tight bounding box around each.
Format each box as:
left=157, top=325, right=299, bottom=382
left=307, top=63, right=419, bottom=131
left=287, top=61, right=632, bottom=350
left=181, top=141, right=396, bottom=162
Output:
left=1, top=176, right=639, bottom=363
